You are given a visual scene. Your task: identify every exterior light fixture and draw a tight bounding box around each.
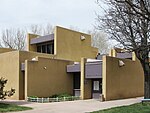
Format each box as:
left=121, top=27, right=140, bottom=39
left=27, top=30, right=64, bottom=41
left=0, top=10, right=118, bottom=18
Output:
left=74, top=62, right=79, bottom=64
left=80, top=35, right=86, bottom=41
left=43, top=67, right=47, bottom=70
left=118, top=60, right=125, bottom=67
left=31, top=58, right=37, bottom=61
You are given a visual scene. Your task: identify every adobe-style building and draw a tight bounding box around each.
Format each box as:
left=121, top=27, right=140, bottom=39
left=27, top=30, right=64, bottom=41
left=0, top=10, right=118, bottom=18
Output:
left=0, top=26, right=144, bottom=101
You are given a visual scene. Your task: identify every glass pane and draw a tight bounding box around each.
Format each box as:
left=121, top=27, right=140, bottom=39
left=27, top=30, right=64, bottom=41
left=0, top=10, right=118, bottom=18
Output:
left=37, top=46, right=41, bottom=52
left=74, top=73, right=80, bottom=89
left=93, top=81, right=99, bottom=91
left=47, top=44, right=51, bottom=54
left=47, top=43, right=54, bottom=54
left=52, top=43, right=54, bottom=54
left=42, top=45, right=46, bottom=53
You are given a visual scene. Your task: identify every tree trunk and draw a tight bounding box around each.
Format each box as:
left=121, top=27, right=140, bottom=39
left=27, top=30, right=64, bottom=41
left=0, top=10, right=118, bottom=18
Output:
left=141, top=58, right=150, bottom=99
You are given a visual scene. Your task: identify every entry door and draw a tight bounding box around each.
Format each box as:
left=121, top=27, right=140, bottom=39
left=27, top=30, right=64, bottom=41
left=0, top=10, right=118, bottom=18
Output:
left=92, top=79, right=102, bottom=99
left=73, top=73, right=80, bottom=96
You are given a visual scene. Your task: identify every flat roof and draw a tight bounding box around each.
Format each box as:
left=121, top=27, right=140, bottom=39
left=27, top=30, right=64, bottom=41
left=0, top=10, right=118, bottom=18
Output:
left=30, top=34, right=54, bottom=45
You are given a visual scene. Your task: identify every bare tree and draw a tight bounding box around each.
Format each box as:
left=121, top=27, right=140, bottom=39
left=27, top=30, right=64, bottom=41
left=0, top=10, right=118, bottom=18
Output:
left=88, top=30, right=110, bottom=54
left=30, top=23, right=54, bottom=35
left=0, top=23, right=54, bottom=50
left=96, top=0, right=150, bottom=98
left=0, top=28, right=26, bottom=50
left=115, top=0, right=150, bottom=21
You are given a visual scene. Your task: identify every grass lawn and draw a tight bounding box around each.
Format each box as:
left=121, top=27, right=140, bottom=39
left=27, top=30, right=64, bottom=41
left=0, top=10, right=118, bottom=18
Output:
left=91, top=102, right=150, bottom=113
left=0, top=103, right=32, bottom=112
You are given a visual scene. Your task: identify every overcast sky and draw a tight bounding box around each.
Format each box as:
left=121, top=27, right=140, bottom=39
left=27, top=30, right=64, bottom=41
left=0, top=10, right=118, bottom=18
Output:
left=0, top=0, right=101, bottom=31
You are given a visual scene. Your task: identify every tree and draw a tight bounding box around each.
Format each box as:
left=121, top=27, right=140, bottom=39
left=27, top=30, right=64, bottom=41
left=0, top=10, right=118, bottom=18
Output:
left=96, top=0, right=150, bottom=98
left=0, top=28, right=26, bottom=50
left=88, top=30, right=110, bottom=54
left=0, top=23, right=54, bottom=50
left=115, top=0, right=150, bottom=21
left=0, top=77, right=15, bottom=100
left=30, top=23, right=54, bottom=35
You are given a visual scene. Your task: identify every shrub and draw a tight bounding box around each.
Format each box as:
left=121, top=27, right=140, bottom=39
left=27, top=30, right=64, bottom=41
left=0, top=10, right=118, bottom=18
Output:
left=49, top=94, right=59, bottom=98
left=49, top=93, right=71, bottom=98
left=0, top=77, right=15, bottom=100
left=28, top=96, right=38, bottom=98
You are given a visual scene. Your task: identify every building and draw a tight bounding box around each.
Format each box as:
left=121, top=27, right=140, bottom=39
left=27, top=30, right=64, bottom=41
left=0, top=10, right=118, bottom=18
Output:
left=0, top=26, right=144, bottom=101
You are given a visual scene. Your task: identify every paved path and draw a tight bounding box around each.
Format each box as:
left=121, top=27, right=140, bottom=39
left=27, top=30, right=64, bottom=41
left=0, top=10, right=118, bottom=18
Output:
left=1, top=97, right=142, bottom=113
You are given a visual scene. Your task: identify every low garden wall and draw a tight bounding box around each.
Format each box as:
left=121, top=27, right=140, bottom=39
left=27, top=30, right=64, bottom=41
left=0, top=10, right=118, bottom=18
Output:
left=27, top=96, right=80, bottom=103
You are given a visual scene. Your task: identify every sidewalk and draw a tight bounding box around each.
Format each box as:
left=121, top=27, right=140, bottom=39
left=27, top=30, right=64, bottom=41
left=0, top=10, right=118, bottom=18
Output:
left=2, top=97, right=142, bottom=113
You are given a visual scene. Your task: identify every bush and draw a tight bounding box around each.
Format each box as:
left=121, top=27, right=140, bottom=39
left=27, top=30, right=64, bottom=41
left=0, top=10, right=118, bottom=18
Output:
left=49, top=93, right=71, bottom=98
left=28, top=96, right=38, bottom=98
left=0, top=77, right=15, bottom=100
left=49, top=94, right=59, bottom=98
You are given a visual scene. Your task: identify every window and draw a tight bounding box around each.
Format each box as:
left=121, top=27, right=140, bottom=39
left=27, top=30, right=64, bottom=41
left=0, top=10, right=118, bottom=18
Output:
left=37, top=42, right=54, bottom=54
left=47, top=44, right=51, bottom=54
left=42, top=45, right=46, bottom=53
left=93, top=81, right=99, bottom=91
left=37, top=46, right=41, bottom=52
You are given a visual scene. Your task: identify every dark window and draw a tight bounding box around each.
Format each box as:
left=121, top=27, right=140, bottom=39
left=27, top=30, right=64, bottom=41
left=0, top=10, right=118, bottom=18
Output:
left=37, top=46, right=41, bottom=52
left=42, top=45, right=46, bottom=53
left=37, top=41, right=54, bottom=54
left=51, top=43, right=54, bottom=54
left=73, top=73, right=80, bottom=89
left=46, top=43, right=54, bottom=54
left=47, top=44, right=51, bottom=54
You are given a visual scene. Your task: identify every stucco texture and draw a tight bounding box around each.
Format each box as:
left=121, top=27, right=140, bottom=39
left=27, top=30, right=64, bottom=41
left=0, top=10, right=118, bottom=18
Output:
left=0, top=51, right=20, bottom=99
left=24, top=57, right=73, bottom=98
left=102, top=55, right=144, bottom=101
left=80, top=58, right=92, bottom=99
left=27, top=34, right=39, bottom=52
left=0, top=48, right=16, bottom=53
left=54, top=26, right=98, bottom=61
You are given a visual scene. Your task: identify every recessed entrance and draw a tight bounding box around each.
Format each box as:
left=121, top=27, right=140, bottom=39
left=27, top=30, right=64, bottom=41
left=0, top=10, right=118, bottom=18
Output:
left=92, top=79, right=102, bottom=99
left=73, top=72, right=80, bottom=97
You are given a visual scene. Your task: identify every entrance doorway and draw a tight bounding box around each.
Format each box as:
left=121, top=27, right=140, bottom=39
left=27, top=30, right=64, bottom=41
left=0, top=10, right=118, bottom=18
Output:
left=92, top=79, right=102, bottom=99
left=73, top=72, right=80, bottom=96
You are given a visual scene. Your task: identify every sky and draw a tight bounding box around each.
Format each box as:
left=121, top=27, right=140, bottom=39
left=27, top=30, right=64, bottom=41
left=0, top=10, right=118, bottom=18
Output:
left=0, top=0, right=102, bottom=31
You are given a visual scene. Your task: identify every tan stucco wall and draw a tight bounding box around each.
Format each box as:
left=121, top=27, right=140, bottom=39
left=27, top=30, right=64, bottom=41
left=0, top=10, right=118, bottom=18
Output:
left=80, top=58, right=92, bottom=99
left=18, top=51, right=57, bottom=99
left=0, top=51, right=20, bottom=99
left=102, top=55, right=144, bottom=101
left=19, top=51, right=55, bottom=62
left=0, top=50, right=71, bottom=100
left=26, top=26, right=98, bottom=62
left=27, top=34, right=39, bottom=52
left=24, top=57, right=73, bottom=98
left=55, top=26, right=98, bottom=61
left=0, top=48, right=16, bottom=54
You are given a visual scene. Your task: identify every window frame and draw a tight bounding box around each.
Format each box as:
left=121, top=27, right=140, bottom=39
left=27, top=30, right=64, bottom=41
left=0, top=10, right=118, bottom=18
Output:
left=36, top=41, right=54, bottom=54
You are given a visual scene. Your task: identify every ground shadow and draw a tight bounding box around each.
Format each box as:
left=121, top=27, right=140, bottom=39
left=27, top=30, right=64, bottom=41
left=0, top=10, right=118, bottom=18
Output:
left=0, top=100, right=34, bottom=106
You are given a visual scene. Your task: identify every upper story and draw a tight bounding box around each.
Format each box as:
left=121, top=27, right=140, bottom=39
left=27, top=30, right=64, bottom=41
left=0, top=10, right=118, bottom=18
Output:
left=27, top=26, right=98, bottom=61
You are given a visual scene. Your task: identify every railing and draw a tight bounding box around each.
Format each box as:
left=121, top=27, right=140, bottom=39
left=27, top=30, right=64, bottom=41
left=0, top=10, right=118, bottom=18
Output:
left=27, top=96, right=80, bottom=103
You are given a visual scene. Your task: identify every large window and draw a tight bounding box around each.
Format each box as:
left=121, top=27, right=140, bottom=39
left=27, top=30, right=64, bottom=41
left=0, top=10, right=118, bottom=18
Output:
left=37, top=42, right=54, bottom=54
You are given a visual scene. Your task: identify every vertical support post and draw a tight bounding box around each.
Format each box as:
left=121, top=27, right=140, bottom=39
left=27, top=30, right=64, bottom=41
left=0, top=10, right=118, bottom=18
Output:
left=102, top=56, right=107, bottom=101
left=56, top=97, right=58, bottom=102
left=42, top=97, right=43, bottom=103
left=64, top=97, right=66, bottom=101
left=37, top=97, right=39, bottom=103
left=80, top=58, right=86, bottom=100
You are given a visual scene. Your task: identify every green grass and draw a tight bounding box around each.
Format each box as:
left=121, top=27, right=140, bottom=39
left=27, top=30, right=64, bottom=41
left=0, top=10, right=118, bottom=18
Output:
left=91, top=102, right=150, bottom=113
left=0, top=103, right=32, bottom=112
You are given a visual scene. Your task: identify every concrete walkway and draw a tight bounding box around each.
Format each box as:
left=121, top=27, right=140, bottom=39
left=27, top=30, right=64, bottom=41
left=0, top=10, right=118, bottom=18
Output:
left=1, top=97, right=142, bottom=113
